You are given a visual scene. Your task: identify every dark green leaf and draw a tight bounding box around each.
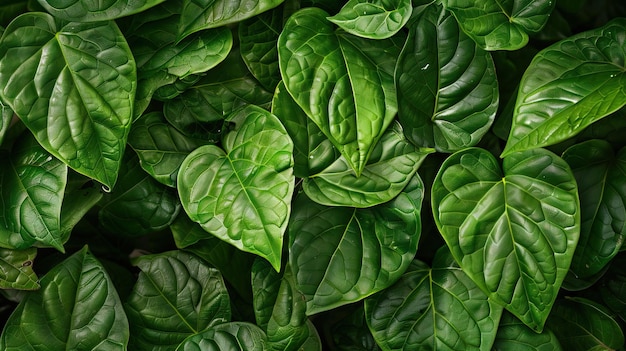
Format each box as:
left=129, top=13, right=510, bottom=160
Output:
left=38, top=0, right=165, bottom=22
left=58, top=181, right=103, bottom=244
left=432, top=147, right=580, bottom=331
left=330, top=304, right=380, bottom=351
left=601, top=253, right=626, bottom=322
left=178, top=105, right=294, bottom=271
left=125, top=250, right=231, bottom=351
left=0, top=102, right=11, bottom=146
left=397, top=3, right=498, bottom=152
left=0, top=248, right=38, bottom=290
left=328, top=0, right=412, bottom=40
left=175, top=322, right=268, bottom=351
left=0, top=1, right=27, bottom=27
left=502, top=18, right=626, bottom=156
left=492, top=312, right=562, bottom=351
left=0, top=13, right=136, bottom=188
left=0, top=246, right=129, bottom=350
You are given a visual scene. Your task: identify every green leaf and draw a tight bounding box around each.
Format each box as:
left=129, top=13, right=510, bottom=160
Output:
left=0, top=1, right=27, bottom=27
left=0, top=133, right=67, bottom=251
left=58, top=181, right=103, bottom=245
left=329, top=304, right=380, bottom=351
left=492, top=311, right=563, bottom=351
left=547, top=297, right=625, bottom=351
left=397, top=3, right=498, bottom=152
left=502, top=18, right=626, bottom=157
left=289, top=174, right=423, bottom=314
left=98, top=151, right=181, bottom=237
left=303, top=121, right=433, bottom=208
left=365, top=247, right=503, bottom=351
left=327, top=0, right=412, bottom=40
left=0, top=13, right=136, bottom=188
left=38, top=0, right=165, bottom=22
left=562, top=140, right=626, bottom=279
left=0, top=102, right=11, bottom=146
left=125, top=250, right=231, bottom=351
left=129, top=112, right=210, bottom=187
left=178, top=105, right=294, bottom=271
left=432, top=147, right=580, bottom=331
left=0, top=246, right=129, bottom=350
left=442, top=0, right=555, bottom=50
left=601, top=253, right=626, bottom=322
left=175, top=322, right=268, bottom=351
left=0, top=247, right=38, bottom=290
left=278, top=7, right=402, bottom=175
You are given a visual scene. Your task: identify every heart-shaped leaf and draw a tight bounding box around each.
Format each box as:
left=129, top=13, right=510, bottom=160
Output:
left=178, top=105, right=294, bottom=271
left=328, top=0, right=412, bottom=40
left=397, top=3, right=498, bottom=152
left=175, top=322, right=268, bottom=351
left=365, top=247, right=503, bottom=351
left=278, top=7, right=402, bottom=175
left=0, top=247, right=38, bottom=290
left=502, top=18, right=626, bottom=156
left=442, top=0, right=555, bottom=50
left=289, top=174, right=423, bottom=315
left=38, top=0, right=165, bottom=22
left=0, top=246, right=129, bottom=350
left=0, top=13, right=136, bottom=188
left=492, top=311, right=563, bottom=351
left=125, top=250, right=231, bottom=351
left=432, top=147, right=580, bottom=331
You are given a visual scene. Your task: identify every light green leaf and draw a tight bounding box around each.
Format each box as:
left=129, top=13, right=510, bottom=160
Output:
left=492, top=311, right=562, bottom=351
left=328, top=0, right=412, bottom=40
left=38, top=0, right=165, bottom=22
left=397, top=3, right=498, bottom=152
left=0, top=247, right=38, bottom=290
left=178, top=105, right=294, bottom=271
left=432, top=147, right=580, bottom=331
left=0, top=13, right=136, bottom=188
left=0, top=246, right=129, bottom=350
left=303, top=121, right=433, bottom=208
left=502, top=18, right=626, bottom=157
left=443, top=0, right=554, bottom=50
left=278, top=7, right=402, bottom=175
left=175, top=322, right=268, bottom=351
left=125, top=250, right=231, bottom=351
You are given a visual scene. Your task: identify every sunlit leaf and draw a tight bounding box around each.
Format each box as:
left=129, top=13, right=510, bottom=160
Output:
left=328, top=0, right=412, bottom=40
left=38, top=0, right=165, bottom=22
left=0, top=247, right=38, bottom=290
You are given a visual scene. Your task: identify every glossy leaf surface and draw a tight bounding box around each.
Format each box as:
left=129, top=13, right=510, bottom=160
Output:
left=492, top=312, right=562, bottom=351
left=328, top=0, right=412, bottom=40
left=0, top=247, right=129, bottom=350
left=38, top=0, right=165, bottom=21
left=365, top=248, right=503, bottom=351
left=175, top=322, right=268, bottom=351
left=443, top=0, right=554, bottom=50
left=0, top=247, right=38, bottom=290
left=178, top=105, right=294, bottom=271
left=502, top=18, right=626, bottom=156
left=397, top=3, right=498, bottom=152
left=0, top=13, right=136, bottom=188
left=289, top=175, right=423, bottom=314
left=278, top=7, right=402, bottom=175
left=432, top=147, right=580, bottom=331
left=562, top=140, right=626, bottom=279
left=125, top=250, right=231, bottom=351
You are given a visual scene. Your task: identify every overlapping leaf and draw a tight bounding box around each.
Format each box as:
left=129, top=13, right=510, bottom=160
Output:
left=328, top=0, right=412, bottom=40
left=38, top=0, right=165, bottom=22
left=397, top=3, right=498, bottom=152
left=178, top=105, right=294, bottom=271
left=432, top=147, right=580, bottom=331
left=502, top=18, right=626, bottom=156
left=175, top=322, right=268, bottom=351
left=492, top=312, right=563, bottom=351
left=0, top=13, right=136, bottom=188
left=0, top=102, right=11, bottom=146
left=0, top=247, right=38, bottom=290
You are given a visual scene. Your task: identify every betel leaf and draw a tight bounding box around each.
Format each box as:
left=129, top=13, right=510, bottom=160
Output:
left=562, top=140, right=626, bottom=279
left=0, top=246, right=129, bottom=350
left=492, top=311, right=563, bottom=351
left=303, top=121, right=433, bottom=208
left=397, top=3, right=498, bottom=152
left=432, top=147, right=580, bottom=331
left=178, top=105, right=294, bottom=271
left=365, top=247, right=503, bottom=351
left=0, top=13, right=136, bottom=188
left=547, top=297, right=625, bottom=351
left=0, top=133, right=67, bottom=251
left=175, top=322, right=268, bottom=351
left=278, top=7, right=402, bottom=175
left=125, top=250, right=231, bottom=351
left=327, top=0, right=412, bottom=40
left=0, top=247, right=38, bottom=290
left=502, top=18, right=626, bottom=157
left=38, top=0, right=165, bottom=22
left=289, top=174, right=423, bottom=315
left=442, top=0, right=554, bottom=51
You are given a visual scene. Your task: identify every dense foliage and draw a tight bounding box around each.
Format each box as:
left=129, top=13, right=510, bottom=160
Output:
left=1, top=0, right=626, bottom=349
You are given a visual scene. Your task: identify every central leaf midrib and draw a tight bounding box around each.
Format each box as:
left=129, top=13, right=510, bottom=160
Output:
left=144, top=265, right=197, bottom=333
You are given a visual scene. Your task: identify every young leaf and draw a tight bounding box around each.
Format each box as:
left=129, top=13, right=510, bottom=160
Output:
left=328, top=0, right=412, bottom=40
left=365, top=248, right=503, bottom=351
left=502, top=18, right=626, bottom=157
left=175, top=322, right=268, bottom=351
left=442, top=0, right=555, bottom=50
left=38, top=0, right=165, bottom=22
left=289, top=174, right=423, bottom=314
left=0, top=248, right=38, bottom=290
left=432, top=147, right=580, bottom=331
left=125, top=250, right=231, bottom=351
left=492, top=311, right=563, bottom=351
left=397, top=3, right=498, bottom=152
left=278, top=7, right=402, bottom=175
left=178, top=105, right=294, bottom=271
left=0, top=246, right=129, bottom=350
left=0, top=13, right=136, bottom=188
